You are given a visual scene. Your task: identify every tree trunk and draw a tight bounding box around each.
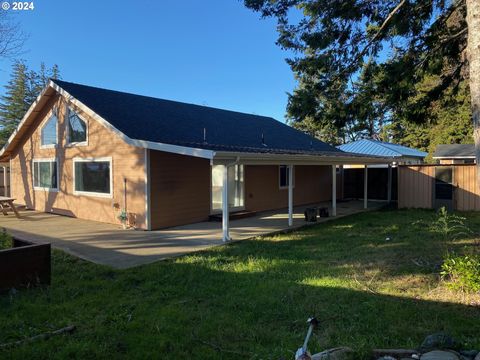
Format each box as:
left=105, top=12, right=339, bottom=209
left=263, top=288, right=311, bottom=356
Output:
left=466, top=0, right=480, bottom=188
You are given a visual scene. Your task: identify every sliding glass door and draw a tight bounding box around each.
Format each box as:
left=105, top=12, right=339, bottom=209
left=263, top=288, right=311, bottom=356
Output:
left=211, top=164, right=245, bottom=213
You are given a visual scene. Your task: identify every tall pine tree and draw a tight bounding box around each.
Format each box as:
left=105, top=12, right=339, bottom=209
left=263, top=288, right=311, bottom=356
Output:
left=0, top=61, right=29, bottom=136
left=0, top=61, right=60, bottom=147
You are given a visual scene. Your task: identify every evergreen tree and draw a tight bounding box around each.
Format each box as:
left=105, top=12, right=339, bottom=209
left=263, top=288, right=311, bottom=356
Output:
left=0, top=61, right=29, bottom=135
left=244, top=0, right=480, bottom=165
left=0, top=61, right=60, bottom=147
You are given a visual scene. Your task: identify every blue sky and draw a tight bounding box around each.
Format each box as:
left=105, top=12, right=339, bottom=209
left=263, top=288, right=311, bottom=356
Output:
left=0, top=0, right=296, bottom=121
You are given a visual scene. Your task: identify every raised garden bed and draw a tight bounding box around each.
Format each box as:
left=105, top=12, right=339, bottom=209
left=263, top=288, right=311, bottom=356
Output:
left=0, top=238, right=51, bottom=291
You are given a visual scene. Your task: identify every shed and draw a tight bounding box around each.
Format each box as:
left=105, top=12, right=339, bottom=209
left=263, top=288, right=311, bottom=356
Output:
left=337, top=139, right=427, bottom=202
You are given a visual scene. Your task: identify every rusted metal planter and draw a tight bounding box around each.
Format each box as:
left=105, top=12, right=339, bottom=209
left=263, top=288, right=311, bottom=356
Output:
left=0, top=238, right=51, bottom=291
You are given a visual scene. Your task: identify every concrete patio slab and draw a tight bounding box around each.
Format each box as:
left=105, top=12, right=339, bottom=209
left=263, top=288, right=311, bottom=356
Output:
left=0, top=200, right=384, bottom=269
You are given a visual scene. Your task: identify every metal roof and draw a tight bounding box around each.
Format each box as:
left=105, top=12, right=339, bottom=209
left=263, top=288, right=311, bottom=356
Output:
left=433, top=144, right=475, bottom=158
left=337, top=139, right=427, bottom=158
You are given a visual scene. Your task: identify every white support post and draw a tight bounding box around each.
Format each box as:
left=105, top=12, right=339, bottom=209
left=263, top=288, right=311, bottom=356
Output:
left=387, top=164, right=392, bottom=203
left=9, top=158, right=12, bottom=198
left=288, top=164, right=293, bottom=227
left=222, top=164, right=230, bottom=242
left=364, top=165, right=368, bottom=209
left=2, top=166, right=6, bottom=197
left=332, top=165, right=337, bottom=217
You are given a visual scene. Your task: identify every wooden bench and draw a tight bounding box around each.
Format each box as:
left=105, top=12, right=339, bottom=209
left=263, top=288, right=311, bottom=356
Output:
left=0, top=196, right=20, bottom=218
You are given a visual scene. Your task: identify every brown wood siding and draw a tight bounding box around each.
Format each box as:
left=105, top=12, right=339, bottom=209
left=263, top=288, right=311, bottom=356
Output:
left=454, top=165, right=480, bottom=211
left=398, top=165, right=434, bottom=209
left=244, top=165, right=332, bottom=212
left=149, top=150, right=211, bottom=229
left=9, top=95, right=147, bottom=228
left=398, top=164, right=480, bottom=211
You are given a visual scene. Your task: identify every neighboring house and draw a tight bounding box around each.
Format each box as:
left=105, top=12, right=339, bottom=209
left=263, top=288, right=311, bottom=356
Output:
left=433, top=144, right=476, bottom=164
left=0, top=80, right=385, bottom=237
left=337, top=139, right=427, bottom=165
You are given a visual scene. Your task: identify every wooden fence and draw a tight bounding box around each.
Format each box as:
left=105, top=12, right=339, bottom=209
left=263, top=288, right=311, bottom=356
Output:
left=0, top=238, right=51, bottom=291
left=398, top=164, right=480, bottom=211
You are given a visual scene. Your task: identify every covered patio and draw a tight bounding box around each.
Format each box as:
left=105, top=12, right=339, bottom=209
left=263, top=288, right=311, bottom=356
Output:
left=1, top=200, right=384, bottom=269
left=211, top=151, right=392, bottom=242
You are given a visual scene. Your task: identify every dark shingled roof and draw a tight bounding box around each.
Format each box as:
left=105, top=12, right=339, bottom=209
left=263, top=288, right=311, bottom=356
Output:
left=53, top=79, right=342, bottom=155
left=433, top=144, right=475, bottom=158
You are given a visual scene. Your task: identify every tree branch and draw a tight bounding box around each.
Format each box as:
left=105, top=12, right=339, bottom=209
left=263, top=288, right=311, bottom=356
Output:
left=360, top=0, right=407, bottom=58
left=0, top=325, right=76, bottom=349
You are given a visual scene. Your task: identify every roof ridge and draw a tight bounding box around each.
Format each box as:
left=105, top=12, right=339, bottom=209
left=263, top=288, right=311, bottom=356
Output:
left=52, top=79, right=276, bottom=121
left=361, top=139, right=401, bottom=155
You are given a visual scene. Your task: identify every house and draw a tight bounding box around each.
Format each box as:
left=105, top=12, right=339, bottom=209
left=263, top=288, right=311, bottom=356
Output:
left=337, top=139, right=427, bottom=201
left=433, top=144, right=476, bottom=164
left=0, top=80, right=387, bottom=240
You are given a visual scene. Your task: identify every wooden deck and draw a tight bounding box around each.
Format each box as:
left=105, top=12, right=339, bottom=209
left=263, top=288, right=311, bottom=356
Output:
left=0, top=200, right=385, bottom=269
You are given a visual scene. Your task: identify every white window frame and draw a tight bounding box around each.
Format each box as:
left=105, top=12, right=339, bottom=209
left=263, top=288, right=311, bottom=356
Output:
left=33, top=158, right=59, bottom=192
left=209, top=164, right=246, bottom=214
left=73, top=157, right=113, bottom=198
left=39, top=109, right=59, bottom=149
left=66, top=106, right=88, bottom=147
left=279, top=165, right=295, bottom=190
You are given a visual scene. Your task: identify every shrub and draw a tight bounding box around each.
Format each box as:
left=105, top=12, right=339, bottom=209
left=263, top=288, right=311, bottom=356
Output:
left=0, top=228, right=12, bottom=249
left=441, top=252, right=480, bottom=293
left=431, top=207, right=472, bottom=242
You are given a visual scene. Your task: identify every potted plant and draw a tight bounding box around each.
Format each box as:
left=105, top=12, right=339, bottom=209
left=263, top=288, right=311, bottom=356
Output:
left=118, top=210, right=128, bottom=229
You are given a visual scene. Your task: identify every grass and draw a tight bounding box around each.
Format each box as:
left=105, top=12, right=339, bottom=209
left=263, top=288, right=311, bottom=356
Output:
left=1, top=209, right=479, bottom=359
left=0, top=228, right=12, bottom=249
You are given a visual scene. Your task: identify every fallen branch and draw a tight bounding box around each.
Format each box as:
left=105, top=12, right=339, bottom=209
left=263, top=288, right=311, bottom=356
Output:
left=0, top=325, right=76, bottom=350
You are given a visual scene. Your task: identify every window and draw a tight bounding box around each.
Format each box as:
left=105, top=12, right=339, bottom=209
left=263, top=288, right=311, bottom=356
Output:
left=211, top=164, right=244, bottom=211
left=33, top=159, right=58, bottom=191
left=279, top=165, right=294, bottom=189
left=40, top=114, right=58, bottom=147
left=74, top=158, right=111, bottom=196
left=67, top=108, right=87, bottom=144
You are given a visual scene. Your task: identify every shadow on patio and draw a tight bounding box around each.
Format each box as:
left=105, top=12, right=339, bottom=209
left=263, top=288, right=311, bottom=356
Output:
left=0, top=200, right=385, bottom=268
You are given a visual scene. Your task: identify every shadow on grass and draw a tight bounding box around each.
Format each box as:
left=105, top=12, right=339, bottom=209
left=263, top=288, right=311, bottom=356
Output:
left=0, top=247, right=479, bottom=359
left=1, top=209, right=479, bottom=359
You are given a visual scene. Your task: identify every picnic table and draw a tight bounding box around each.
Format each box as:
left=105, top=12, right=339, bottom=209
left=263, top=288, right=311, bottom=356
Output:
left=0, top=196, right=20, bottom=218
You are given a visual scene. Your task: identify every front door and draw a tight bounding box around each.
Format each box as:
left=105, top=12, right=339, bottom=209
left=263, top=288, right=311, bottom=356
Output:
left=434, top=167, right=454, bottom=211
left=211, top=164, right=245, bottom=213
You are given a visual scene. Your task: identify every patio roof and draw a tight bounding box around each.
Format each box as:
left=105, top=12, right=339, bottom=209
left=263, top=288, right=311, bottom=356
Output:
left=212, top=150, right=390, bottom=165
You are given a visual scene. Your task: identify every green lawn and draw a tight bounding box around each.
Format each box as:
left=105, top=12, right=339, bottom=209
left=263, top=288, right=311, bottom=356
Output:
left=1, top=209, right=479, bottom=359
